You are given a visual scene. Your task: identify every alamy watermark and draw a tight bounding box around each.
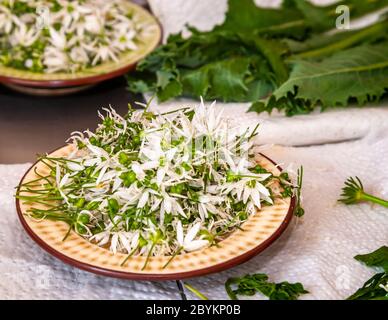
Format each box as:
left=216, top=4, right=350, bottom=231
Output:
left=35, top=5, right=50, bottom=30
left=336, top=5, right=350, bottom=30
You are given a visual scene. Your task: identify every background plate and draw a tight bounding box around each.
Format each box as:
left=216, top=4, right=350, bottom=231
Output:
left=16, top=145, right=295, bottom=280
left=0, top=2, right=161, bottom=88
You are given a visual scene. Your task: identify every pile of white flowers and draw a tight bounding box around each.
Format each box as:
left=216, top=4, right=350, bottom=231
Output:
left=20, top=100, right=294, bottom=268
left=0, top=0, right=145, bottom=73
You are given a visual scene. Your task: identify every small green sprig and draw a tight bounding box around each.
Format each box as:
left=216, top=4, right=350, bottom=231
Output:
left=294, top=166, right=304, bottom=217
left=225, top=273, right=308, bottom=300
left=348, top=246, right=388, bottom=300
left=338, top=176, right=388, bottom=208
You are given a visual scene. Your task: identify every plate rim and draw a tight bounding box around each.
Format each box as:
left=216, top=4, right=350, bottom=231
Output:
left=0, top=2, right=162, bottom=88
left=16, top=148, right=295, bottom=280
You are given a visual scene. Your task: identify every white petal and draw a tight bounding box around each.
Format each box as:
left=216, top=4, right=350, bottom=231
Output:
left=59, top=173, right=70, bottom=188
left=156, top=168, right=166, bottom=186
left=67, top=162, right=84, bottom=171
left=174, top=200, right=187, bottom=218
left=184, top=222, right=201, bottom=244
left=250, top=188, right=262, bottom=209
left=163, top=197, right=172, bottom=213
left=137, top=190, right=149, bottom=208
left=96, top=165, right=108, bottom=185
left=112, top=177, right=122, bottom=192
left=131, top=232, right=139, bottom=249
left=256, top=182, right=271, bottom=197
left=142, top=161, right=159, bottom=170
left=176, top=221, right=184, bottom=246
left=184, top=240, right=209, bottom=252
left=87, top=144, right=108, bottom=157
left=119, top=233, right=131, bottom=253
left=110, top=233, right=119, bottom=254
left=198, top=204, right=206, bottom=221
left=243, top=186, right=251, bottom=204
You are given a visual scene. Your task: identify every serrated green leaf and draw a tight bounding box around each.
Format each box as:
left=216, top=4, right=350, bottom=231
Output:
left=128, top=0, right=388, bottom=110
left=255, top=43, right=388, bottom=115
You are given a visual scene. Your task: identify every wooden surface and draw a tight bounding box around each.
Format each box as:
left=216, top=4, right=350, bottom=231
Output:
left=0, top=77, right=143, bottom=164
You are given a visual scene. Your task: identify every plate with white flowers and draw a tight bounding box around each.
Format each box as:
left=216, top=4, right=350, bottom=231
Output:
left=0, top=0, right=161, bottom=93
left=16, top=100, right=299, bottom=280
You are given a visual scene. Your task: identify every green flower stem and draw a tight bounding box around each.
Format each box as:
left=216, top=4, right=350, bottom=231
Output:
left=361, top=193, right=388, bottom=208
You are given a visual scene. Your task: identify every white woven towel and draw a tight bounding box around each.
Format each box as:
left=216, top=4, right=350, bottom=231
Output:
left=145, top=0, right=388, bottom=300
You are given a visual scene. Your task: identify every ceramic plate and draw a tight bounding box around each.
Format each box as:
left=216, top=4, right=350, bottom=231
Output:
left=16, top=145, right=295, bottom=280
left=0, top=2, right=161, bottom=89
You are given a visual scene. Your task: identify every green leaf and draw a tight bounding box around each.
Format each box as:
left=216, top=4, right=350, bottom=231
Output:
left=180, top=57, right=252, bottom=101
left=254, top=43, right=388, bottom=116
left=347, top=273, right=388, bottom=300
left=289, top=19, right=388, bottom=59
left=128, top=0, right=388, bottom=110
left=294, top=0, right=388, bottom=32
left=180, top=66, right=210, bottom=98
left=225, top=273, right=308, bottom=300
left=157, top=79, right=183, bottom=102
left=215, top=0, right=307, bottom=38
left=155, top=60, right=183, bottom=101
left=355, top=246, right=388, bottom=272
left=241, top=36, right=289, bottom=84
left=205, top=57, right=250, bottom=101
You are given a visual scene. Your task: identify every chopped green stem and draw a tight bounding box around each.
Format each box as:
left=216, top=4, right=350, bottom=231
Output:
left=18, top=175, right=52, bottom=186
left=160, top=107, right=191, bottom=116
left=294, top=166, right=304, bottom=217
left=62, top=223, right=74, bottom=241
left=141, top=242, right=156, bottom=271
left=162, top=246, right=183, bottom=269
left=42, top=156, right=83, bottom=164
left=16, top=195, right=63, bottom=201
left=247, top=123, right=260, bottom=141
left=120, top=244, right=139, bottom=267
left=184, top=283, right=209, bottom=300
left=21, top=199, right=61, bottom=207
left=33, top=168, right=54, bottom=185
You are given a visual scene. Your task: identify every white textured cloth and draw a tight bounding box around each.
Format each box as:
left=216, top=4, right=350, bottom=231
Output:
left=185, top=133, right=388, bottom=299
left=0, top=0, right=387, bottom=300
left=0, top=166, right=181, bottom=300
left=2, top=123, right=387, bottom=300
left=146, top=0, right=388, bottom=300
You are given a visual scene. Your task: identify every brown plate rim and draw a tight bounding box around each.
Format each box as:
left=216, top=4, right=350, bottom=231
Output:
left=0, top=3, right=162, bottom=88
left=16, top=148, right=295, bottom=280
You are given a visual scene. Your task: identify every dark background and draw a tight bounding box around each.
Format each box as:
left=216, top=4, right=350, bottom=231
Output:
left=0, top=77, right=143, bottom=164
